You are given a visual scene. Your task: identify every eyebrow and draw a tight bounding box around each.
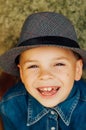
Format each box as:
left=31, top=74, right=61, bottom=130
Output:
left=22, top=60, right=39, bottom=65
left=53, top=57, right=70, bottom=61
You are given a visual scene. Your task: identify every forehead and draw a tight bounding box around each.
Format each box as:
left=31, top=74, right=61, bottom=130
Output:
left=20, top=46, right=75, bottom=60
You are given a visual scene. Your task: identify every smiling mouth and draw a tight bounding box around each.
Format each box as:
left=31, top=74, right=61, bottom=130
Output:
left=37, top=86, right=60, bottom=96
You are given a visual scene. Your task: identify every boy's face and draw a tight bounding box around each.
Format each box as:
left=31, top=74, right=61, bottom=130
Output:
left=18, top=46, right=83, bottom=108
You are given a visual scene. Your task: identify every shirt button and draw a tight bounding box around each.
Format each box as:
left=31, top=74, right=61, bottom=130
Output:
left=51, top=127, right=55, bottom=130
left=51, top=111, right=55, bottom=115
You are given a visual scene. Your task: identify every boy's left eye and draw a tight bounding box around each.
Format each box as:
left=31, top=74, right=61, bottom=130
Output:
left=54, top=63, right=65, bottom=66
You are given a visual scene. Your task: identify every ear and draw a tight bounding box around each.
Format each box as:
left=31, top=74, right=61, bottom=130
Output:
left=17, top=64, right=24, bottom=83
left=75, top=59, right=83, bottom=81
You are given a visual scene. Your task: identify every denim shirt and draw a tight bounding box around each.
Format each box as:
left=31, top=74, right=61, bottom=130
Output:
left=0, top=79, right=86, bottom=130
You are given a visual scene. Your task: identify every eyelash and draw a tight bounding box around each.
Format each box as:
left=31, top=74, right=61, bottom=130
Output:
left=54, top=63, right=65, bottom=66
left=28, top=65, right=38, bottom=69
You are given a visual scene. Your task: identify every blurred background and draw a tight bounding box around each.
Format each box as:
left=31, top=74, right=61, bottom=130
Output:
left=0, top=0, right=86, bottom=75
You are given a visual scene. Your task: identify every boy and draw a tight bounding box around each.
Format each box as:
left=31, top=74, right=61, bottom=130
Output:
left=0, top=12, right=86, bottom=130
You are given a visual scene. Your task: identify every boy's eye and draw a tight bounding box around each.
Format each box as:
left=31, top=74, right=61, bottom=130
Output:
left=28, top=65, right=38, bottom=69
left=54, top=63, right=65, bottom=66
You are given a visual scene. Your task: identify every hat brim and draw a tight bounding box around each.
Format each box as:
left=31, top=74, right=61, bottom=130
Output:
left=0, top=44, right=86, bottom=76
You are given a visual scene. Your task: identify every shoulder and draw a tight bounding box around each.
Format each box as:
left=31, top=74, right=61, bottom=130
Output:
left=0, top=82, right=28, bottom=122
left=78, top=79, right=86, bottom=101
left=0, top=81, right=27, bottom=103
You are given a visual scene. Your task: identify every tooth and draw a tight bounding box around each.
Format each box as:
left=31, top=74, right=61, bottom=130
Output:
left=38, top=87, right=53, bottom=92
left=47, top=87, right=52, bottom=91
left=44, top=88, right=48, bottom=91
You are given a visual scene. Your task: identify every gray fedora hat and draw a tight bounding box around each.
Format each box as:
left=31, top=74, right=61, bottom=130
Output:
left=0, top=12, right=86, bottom=76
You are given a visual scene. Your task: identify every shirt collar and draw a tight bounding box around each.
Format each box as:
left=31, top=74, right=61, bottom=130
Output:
left=26, top=81, right=80, bottom=126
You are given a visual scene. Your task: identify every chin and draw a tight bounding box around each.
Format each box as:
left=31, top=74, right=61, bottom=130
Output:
left=41, top=102, right=58, bottom=108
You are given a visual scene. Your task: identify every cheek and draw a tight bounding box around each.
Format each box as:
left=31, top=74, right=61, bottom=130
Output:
left=63, top=71, right=75, bottom=88
left=54, top=68, right=70, bottom=78
left=22, top=71, right=38, bottom=86
left=55, top=68, right=75, bottom=83
left=66, top=73, right=71, bottom=77
left=64, top=70, right=75, bottom=79
left=60, top=72, right=71, bottom=80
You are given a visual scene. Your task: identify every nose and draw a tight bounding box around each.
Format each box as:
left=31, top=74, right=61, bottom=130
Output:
left=39, top=68, right=53, bottom=80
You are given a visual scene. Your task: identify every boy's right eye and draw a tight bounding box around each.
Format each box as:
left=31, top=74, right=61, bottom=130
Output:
left=28, top=65, right=38, bottom=69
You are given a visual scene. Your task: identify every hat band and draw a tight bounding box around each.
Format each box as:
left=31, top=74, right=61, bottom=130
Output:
left=18, top=36, right=80, bottom=48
